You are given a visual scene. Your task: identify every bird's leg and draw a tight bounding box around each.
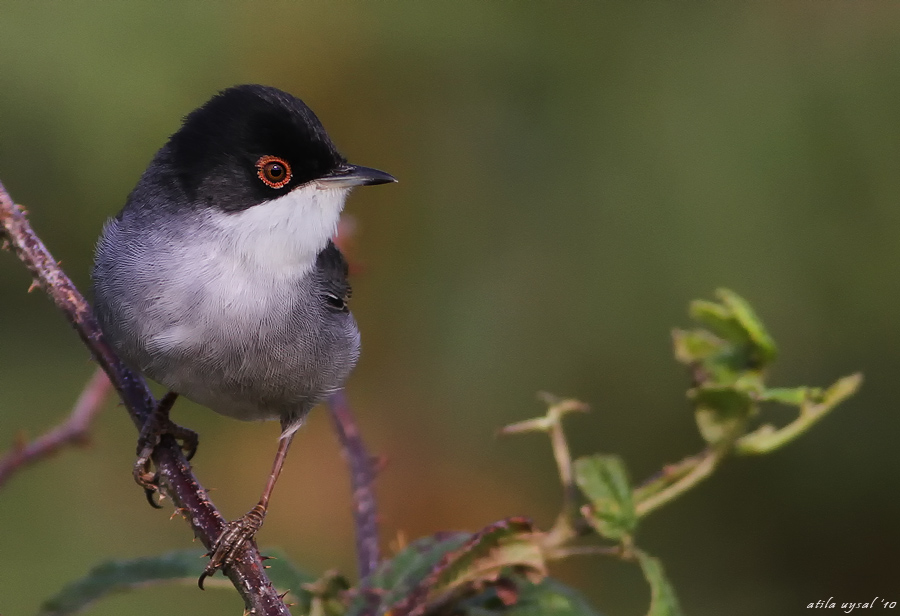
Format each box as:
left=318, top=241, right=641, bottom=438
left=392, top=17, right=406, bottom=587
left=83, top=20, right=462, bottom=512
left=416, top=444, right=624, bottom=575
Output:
left=133, top=391, right=199, bottom=505
left=199, top=431, right=296, bottom=588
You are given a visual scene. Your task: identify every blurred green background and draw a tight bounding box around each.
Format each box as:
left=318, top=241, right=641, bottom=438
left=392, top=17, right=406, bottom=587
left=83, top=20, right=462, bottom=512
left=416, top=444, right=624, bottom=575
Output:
left=1, top=3, right=898, bottom=615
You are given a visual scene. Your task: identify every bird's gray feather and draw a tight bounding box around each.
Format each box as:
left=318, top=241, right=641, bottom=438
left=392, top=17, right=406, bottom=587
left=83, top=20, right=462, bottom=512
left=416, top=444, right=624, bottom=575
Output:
left=93, top=201, right=359, bottom=432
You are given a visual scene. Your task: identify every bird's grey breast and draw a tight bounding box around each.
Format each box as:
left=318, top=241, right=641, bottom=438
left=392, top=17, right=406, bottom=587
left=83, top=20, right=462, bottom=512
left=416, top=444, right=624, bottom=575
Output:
left=93, top=209, right=359, bottom=423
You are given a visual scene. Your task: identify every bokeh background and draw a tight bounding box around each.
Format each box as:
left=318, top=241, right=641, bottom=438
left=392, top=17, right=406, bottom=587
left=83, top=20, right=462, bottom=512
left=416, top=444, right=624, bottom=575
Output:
left=1, top=3, right=898, bottom=615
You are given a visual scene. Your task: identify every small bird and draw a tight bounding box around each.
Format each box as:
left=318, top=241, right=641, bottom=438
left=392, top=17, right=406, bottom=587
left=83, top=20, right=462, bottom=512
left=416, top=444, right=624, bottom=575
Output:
left=91, top=84, right=395, bottom=585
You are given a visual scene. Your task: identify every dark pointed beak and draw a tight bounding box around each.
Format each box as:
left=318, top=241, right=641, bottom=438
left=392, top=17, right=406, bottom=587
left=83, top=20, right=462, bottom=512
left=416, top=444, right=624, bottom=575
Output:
left=315, top=164, right=397, bottom=188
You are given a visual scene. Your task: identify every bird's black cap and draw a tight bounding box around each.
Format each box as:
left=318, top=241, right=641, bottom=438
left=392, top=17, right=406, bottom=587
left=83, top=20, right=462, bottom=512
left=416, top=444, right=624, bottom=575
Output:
left=157, top=84, right=391, bottom=212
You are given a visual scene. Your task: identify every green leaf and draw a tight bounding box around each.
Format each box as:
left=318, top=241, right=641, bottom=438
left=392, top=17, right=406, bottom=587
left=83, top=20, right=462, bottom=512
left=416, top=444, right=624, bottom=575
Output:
left=716, top=288, right=777, bottom=365
left=683, top=290, right=778, bottom=380
left=691, top=386, right=754, bottom=445
left=263, top=550, right=317, bottom=613
left=636, top=551, right=683, bottom=616
left=737, top=373, right=863, bottom=455
left=671, top=328, right=723, bottom=365
left=38, top=549, right=314, bottom=616
left=758, top=387, right=809, bottom=406
left=347, top=533, right=472, bottom=615
left=304, top=570, right=352, bottom=616
left=573, top=454, right=637, bottom=540
left=428, top=518, right=545, bottom=597
left=38, top=550, right=208, bottom=615
left=350, top=518, right=546, bottom=616
left=688, top=299, right=748, bottom=346
left=504, top=578, right=604, bottom=616
left=37, top=550, right=207, bottom=616
left=461, top=576, right=605, bottom=616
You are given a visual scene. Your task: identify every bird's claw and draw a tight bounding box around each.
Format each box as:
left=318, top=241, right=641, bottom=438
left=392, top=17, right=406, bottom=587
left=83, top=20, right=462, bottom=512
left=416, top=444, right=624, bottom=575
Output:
left=132, top=452, right=164, bottom=508
left=135, top=421, right=198, bottom=465
left=132, top=391, right=198, bottom=507
left=134, top=425, right=197, bottom=505
left=168, top=421, right=199, bottom=460
left=199, top=504, right=267, bottom=589
left=132, top=453, right=158, bottom=488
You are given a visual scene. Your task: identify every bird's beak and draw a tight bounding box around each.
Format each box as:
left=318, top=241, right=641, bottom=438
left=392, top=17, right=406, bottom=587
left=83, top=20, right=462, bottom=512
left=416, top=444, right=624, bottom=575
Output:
left=315, top=164, right=397, bottom=189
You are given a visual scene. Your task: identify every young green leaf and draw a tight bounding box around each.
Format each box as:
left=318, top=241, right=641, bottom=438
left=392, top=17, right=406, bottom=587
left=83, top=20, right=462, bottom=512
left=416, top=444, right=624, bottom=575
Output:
left=671, top=328, right=723, bottom=365
left=683, top=290, right=779, bottom=379
left=758, top=387, right=810, bottom=406
left=690, top=386, right=754, bottom=446
left=688, top=299, right=748, bottom=346
left=716, top=288, right=777, bottom=365
left=636, top=550, right=683, bottom=616
left=573, top=454, right=637, bottom=540
left=737, top=373, right=863, bottom=455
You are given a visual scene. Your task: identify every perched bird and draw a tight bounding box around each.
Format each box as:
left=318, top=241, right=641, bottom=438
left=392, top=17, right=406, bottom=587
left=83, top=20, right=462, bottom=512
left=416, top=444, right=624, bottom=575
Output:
left=91, top=84, right=395, bottom=585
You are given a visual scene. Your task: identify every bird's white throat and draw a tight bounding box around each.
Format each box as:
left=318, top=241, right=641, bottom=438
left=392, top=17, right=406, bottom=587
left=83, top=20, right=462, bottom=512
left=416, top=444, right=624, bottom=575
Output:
left=210, top=183, right=349, bottom=277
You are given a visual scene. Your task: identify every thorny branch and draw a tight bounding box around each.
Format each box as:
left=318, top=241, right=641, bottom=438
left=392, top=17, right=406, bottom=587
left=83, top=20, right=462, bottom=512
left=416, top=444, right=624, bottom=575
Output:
left=0, top=367, right=112, bottom=489
left=0, top=180, right=310, bottom=615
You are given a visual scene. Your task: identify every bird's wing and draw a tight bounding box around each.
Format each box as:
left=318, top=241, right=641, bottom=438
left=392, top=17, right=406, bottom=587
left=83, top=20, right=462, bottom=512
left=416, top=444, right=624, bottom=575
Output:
left=315, top=240, right=351, bottom=313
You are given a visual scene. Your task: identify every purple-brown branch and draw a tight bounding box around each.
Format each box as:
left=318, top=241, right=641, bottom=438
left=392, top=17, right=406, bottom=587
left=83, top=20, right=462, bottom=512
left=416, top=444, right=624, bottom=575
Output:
left=0, top=180, right=290, bottom=615
left=327, top=391, right=380, bottom=578
left=0, top=367, right=112, bottom=489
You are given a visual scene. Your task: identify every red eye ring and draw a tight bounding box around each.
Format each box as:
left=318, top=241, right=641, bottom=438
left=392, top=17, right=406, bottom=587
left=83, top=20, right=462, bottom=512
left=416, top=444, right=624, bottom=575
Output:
left=256, top=155, right=292, bottom=188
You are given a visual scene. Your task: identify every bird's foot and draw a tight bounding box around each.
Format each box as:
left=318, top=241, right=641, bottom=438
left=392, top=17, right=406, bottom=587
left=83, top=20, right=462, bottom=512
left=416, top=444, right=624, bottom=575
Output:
left=133, top=392, right=198, bottom=507
left=199, top=504, right=267, bottom=588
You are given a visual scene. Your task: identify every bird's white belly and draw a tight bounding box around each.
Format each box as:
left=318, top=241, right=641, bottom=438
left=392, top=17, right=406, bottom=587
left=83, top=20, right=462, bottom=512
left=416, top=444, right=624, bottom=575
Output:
left=138, top=250, right=320, bottom=420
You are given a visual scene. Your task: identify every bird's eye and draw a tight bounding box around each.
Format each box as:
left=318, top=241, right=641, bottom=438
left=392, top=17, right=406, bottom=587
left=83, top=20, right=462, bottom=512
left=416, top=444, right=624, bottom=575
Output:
left=256, top=156, right=292, bottom=189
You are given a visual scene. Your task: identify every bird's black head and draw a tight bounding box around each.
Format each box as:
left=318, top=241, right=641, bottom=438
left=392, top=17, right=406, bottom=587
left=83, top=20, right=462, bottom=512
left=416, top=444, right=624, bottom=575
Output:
left=164, top=85, right=348, bottom=211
